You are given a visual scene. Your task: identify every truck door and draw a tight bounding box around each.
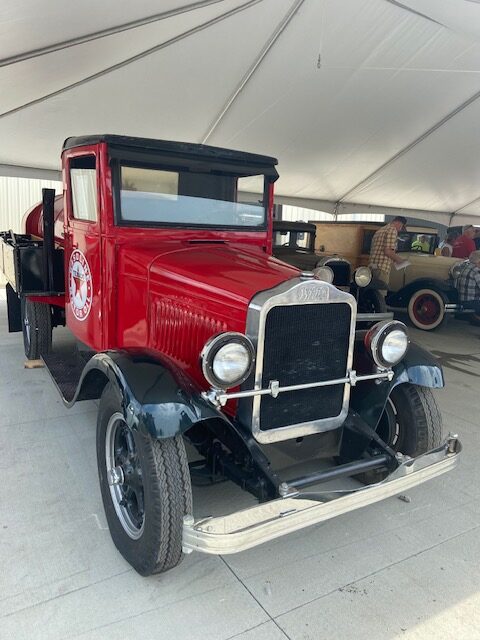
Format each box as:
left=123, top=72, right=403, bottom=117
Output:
left=64, top=153, right=103, bottom=350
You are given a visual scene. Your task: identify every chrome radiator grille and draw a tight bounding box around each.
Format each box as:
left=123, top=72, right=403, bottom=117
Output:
left=260, top=303, right=351, bottom=430
left=238, top=277, right=356, bottom=444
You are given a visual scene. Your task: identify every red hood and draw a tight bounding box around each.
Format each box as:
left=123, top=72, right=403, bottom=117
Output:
left=116, top=240, right=299, bottom=394
left=148, top=241, right=299, bottom=307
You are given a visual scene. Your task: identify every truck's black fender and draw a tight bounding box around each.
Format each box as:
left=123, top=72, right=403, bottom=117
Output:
left=386, top=278, right=458, bottom=308
left=351, top=341, right=444, bottom=432
left=73, top=351, right=229, bottom=439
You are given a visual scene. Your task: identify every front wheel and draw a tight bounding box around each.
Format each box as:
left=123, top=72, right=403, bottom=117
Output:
left=97, top=383, right=193, bottom=576
left=407, top=288, right=447, bottom=331
left=21, top=298, right=52, bottom=359
left=357, top=289, right=387, bottom=314
left=359, top=383, right=443, bottom=483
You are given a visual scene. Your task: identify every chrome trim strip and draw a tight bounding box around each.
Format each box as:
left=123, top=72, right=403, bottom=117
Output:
left=238, top=278, right=357, bottom=444
left=356, top=311, right=393, bottom=322
left=444, top=304, right=474, bottom=313
left=205, top=369, right=393, bottom=407
left=182, top=436, right=461, bottom=556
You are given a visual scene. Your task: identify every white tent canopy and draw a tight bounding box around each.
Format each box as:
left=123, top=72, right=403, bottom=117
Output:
left=1, top=0, right=480, bottom=226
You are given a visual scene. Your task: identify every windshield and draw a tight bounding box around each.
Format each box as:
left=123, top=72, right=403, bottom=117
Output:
left=117, top=164, right=266, bottom=228
left=273, top=230, right=314, bottom=250
left=397, top=232, right=437, bottom=254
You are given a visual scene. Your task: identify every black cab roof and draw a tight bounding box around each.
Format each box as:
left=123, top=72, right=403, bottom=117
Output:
left=63, top=134, right=278, bottom=179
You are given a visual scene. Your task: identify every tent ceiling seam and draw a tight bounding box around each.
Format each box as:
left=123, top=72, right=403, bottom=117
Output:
left=336, top=86, right=480, bottom=204
left=0, top=0, right=264, bottom=122
left=0, top=0, right=228, bottom=69
left=383, top=0, right=444, bottom=27
left=453, top=194, right=480, bottom=215
left=201, top=0, right=306, bottom=144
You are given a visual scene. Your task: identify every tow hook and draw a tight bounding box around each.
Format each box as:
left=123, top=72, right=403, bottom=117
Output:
left=447, top=433, right=459, bottom=454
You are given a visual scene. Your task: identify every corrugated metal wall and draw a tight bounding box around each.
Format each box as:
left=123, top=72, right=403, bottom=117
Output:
left=0, top=177, right=62, bottom=232
left=0, top=177, right=63, bottom=284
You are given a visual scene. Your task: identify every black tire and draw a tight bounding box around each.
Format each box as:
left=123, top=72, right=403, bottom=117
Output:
left=358, top=289, right=387, bottom=314
left=359, top=383, right=443, bottom=484
left=97, top=383, right=193, bottom=576
left=21, top=298, right=52, bottom=359
left=407, top=288, right=447, bottom=331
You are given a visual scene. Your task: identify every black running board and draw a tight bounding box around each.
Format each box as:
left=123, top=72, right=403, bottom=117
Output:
left=43, top=346, right=95, bottom=404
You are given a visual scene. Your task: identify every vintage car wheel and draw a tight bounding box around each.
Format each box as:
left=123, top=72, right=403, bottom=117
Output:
left=407, top=288, right=447, bottom=330
left=357, top=289, right=387, bottom=314
left=21, top=298, right=52, bottom=359
left=97, top=383, right=193, bottom=576
left=358, top=383, right=443, bottom=484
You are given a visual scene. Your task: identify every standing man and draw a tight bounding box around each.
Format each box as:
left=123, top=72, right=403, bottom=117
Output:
left=452, top=225, right=477, bottom=259
left=368, top=216, right=407, bottom=291
left=453, top=250, right=480, bottom=325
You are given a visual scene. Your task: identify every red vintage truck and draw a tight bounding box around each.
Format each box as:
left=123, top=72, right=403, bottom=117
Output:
left=0, top=135, right=460, bottom=576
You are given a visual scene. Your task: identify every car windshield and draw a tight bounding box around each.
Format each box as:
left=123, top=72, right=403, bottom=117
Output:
left=118, top=164, right=266, bottom=228
left=273, top=230, right=313, bottom=250
left=397, top=232, right=437, bottom=254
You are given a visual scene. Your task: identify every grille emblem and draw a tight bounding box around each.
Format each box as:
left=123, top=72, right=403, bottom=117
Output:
left=297, top=285, right=329, bottom=303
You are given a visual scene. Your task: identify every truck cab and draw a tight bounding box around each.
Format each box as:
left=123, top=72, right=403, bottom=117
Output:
left=0, top=135, right=460, bottom=576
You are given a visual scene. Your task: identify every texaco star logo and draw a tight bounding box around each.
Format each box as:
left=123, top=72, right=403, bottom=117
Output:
left=69, top=249, right=93, bottom=321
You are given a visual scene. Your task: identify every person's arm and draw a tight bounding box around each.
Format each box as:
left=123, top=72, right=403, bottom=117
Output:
left=384, top=246, right=404, bottom=264
left=473, top=268, right=480, bottom=289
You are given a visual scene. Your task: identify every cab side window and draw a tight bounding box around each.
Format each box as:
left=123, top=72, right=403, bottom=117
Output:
left=70, top=156, right=97, bottom=222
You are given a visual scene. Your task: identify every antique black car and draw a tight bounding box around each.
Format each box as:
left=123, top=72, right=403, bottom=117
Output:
left=273, top=220, right=387, bottom=316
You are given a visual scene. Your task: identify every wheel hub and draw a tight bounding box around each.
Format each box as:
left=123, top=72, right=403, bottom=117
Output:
left=105, top=413, right=145, bottom=539
left=414, top=295, right=440, bottom=322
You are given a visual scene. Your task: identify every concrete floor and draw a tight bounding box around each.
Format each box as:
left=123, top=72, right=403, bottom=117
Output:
left=1, top=292, right=479, bottom=640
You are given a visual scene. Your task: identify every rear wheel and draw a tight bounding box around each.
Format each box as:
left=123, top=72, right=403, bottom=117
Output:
left=359, top=383, right=443, bottom=483
left=407, top=288, right=447, bottom=331
left=97, top=383, right=192, bottom=576
left=21, top=298, right=52, bottom=359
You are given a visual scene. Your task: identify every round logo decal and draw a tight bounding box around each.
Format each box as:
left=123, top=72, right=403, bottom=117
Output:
left=69, top=249, right=93, bottom=321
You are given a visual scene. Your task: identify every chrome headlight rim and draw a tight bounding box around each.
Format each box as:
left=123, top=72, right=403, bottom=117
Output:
left=313, top=265, right=334, bottom=284
left=201, top=332, right=255, bottom=389
left=354, top=266, right=372, bottom=288
left=365, top=320, right=410, bottom=369
left=449, top=260, right=465, bottom=279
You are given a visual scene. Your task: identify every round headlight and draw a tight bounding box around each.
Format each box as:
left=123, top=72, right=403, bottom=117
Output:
left=449, top=261, right=465, bottom=279
left=354, top=266, right=372, bottom=288
left=365, top=321, right=409, bottom=368
left=201, top=333, right=254, bottom=389
left=381, top=329, right=409, bottom=365
left=313, top=265, right=334, bottom=284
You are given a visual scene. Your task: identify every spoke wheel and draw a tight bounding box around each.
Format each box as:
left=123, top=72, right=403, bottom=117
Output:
left=358, top=383, right=443, bottom=484
left=357, top=289, right=387, bottom=314
left=408, top=289, right=446, bottom=330
left=21, top=298, right=52, bottom=359
left=105, top=413, right=145, bottom=539
left=97, top=383, right=193, bottom=576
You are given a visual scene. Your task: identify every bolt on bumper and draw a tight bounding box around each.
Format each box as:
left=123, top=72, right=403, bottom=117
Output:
left=182, top=435, right=461, bottom=556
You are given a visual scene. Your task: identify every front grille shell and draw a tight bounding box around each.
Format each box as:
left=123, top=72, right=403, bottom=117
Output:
left=238, top=278, right=356, bottom=444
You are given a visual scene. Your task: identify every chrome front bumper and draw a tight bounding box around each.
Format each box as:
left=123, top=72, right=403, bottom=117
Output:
left=182, top=435, right=461, bottom=556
